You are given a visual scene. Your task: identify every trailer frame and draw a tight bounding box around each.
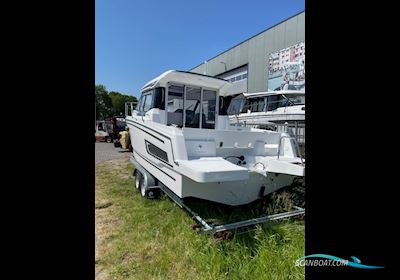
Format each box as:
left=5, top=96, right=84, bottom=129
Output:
left=130, top=155, right=305, bottom=234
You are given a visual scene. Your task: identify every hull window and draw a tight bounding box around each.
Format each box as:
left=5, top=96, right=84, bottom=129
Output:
left=145, top=140, right=169, bottom=163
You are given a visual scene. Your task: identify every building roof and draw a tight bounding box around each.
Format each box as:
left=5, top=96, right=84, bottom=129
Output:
left=189, top=10, right=305, bottom=71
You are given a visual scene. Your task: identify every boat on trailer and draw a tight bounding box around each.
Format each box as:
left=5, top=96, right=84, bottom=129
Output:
left=126, top=70, right=304, bottom=207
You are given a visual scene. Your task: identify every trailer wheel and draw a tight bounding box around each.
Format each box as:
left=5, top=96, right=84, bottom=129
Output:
left=134, top=169, right=152, bottom=198
left=134, top=170, right=141, bottom=190
left=140, top=182, right=147, bottom=197
left=106, top=137, right=112, bottom=143
left=138, top=175, right=160, bottom=199
left=134, top=169, right=160, bottom=199
left=138, top=175, right=154, bottom=199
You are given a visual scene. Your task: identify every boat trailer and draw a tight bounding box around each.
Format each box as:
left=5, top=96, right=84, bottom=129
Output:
left=130, top=155, right=305, bottom=235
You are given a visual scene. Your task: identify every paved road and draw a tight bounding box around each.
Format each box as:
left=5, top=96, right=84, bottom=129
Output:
left=95, top=142, right=131, bottom=163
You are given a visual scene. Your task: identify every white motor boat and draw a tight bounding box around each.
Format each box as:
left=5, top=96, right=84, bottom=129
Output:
left=227, top=90, right=305, bottom=143
left=126, top=70, right=304, bottom=206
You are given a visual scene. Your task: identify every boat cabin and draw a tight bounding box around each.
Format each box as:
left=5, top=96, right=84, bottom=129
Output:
left=132, top=71, right=233, bottom=130
left=227, top=90, right=305, bottom=115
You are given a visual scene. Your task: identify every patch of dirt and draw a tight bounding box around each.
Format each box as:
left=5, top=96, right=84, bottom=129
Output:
left=95, top=269, right=107, bottom=280
left=95, top=201, right=113, bottom=209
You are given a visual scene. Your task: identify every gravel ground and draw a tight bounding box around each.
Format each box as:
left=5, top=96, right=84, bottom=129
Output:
left=95, top=142, right=131, bottom=163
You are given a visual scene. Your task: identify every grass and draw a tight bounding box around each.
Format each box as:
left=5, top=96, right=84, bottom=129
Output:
left=95, top=157, right=305, bottom=280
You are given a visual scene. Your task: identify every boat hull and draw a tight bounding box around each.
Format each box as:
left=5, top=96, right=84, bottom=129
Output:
left=181, top=171, right=295, bottom=206
left=132, top=150, right=296, bottom=206
left=127, top=118, right=300, bottom=206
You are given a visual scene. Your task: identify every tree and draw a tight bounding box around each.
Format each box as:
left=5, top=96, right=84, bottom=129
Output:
left=95, top=85, right=112, bottom=119
left=95, top=85, right=137, bottom=119
left=109, top=91, right=137, bottom=116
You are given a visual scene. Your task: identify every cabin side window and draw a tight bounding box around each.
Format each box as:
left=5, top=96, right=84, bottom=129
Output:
left=153, top=87, right=165, bottom=110
left=256, top=97, right=266, bottom=112
left=241, top=97, right=265, bottom=113
left=202, top=89, right=216, bottom=129
left=184, top=87, right=201, bottom=128
left=219, top=96, right=233, bottom=116
left=241, top=99, right=250, bottom=113
left=265, top=94, right=304, bottom=111
left=167, top=85, right=184, bottom=127
left=266, top=95, right=280, bottom=111
left=167, top=85, right=217, bottom=129
left=252, top=98, right=259, bottom=111
left=286, top=94, right=305, bottom=106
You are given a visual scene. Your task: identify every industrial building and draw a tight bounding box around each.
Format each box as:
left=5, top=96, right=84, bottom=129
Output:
left=190, top=11, right=305, bottom=94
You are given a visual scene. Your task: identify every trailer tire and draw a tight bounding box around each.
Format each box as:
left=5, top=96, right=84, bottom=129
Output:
left=134, top=168, right=160, bottom=199
left=139, top=175, right=150, bottom=198
left=106, top=137, right=112, bottom=143
left=140, top=183, right=148, bottom=198
left=134, top=170, right=141, bottom=190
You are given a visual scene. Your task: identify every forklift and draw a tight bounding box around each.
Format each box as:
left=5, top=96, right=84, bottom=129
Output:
left=95, top=117, right=126, bottom=143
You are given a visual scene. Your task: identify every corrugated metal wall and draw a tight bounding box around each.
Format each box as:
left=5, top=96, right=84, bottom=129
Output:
left=190, top=12, right=305, bottom=93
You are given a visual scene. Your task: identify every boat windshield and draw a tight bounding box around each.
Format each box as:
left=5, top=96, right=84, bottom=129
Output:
left=227, top=96, right=244, bottom=115
left=285, top=94, right=305, bottom=106
left=135, top=88, right=166, bottom=113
